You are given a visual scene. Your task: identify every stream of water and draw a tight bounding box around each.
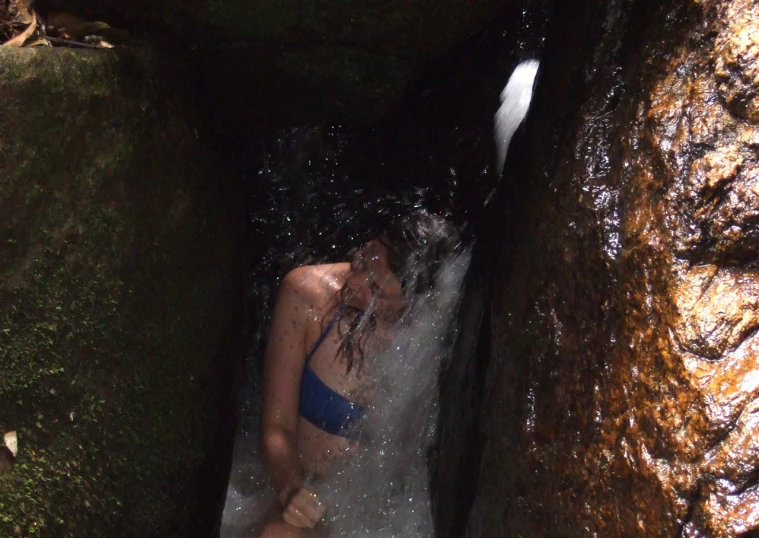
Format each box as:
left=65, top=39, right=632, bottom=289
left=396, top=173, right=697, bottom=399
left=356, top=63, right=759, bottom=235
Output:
left=219, top=55, right=539, bottom=537
left=219, top=125, right=454, bottom=537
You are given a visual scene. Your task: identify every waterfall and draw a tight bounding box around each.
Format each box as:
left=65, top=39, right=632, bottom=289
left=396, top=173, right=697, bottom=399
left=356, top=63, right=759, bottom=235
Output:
left=309, top=250, right=471, bottom=538
left=494, top=59, right=540, bottom=176
left=219, top=54, right=541, bottom=538
left=220, top=248, right=471, bottom=538
left=220, top=242, right=470, bottom=537
left=218, top=127, right=467, bottom=537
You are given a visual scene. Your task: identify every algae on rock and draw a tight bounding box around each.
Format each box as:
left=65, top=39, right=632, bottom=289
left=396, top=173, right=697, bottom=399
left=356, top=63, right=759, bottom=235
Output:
left=0, top=46, right=237, bottom=536
left=41, top=0, right=511, bottom=126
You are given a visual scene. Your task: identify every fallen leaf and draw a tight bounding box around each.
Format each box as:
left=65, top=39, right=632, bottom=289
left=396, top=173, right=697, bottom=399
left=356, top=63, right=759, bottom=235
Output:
left=3, top=430, right=17, bottom=457
left=7, top=0, right=33, bottom=25
left=25, top=36, right=51, bottom=47
left=96, top=39, right=114, bottom=49
left=43, top=11, right=129, bottom=46
left=2, top=9, right=35, bottom=47
left=50, top=18, right=118, bottom=42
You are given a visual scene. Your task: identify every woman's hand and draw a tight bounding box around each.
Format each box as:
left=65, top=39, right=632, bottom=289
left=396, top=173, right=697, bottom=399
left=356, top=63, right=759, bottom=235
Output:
left=281, top=486, right=326, bottom=529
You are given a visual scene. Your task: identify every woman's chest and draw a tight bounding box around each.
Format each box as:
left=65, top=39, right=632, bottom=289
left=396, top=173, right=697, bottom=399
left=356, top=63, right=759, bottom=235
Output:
left=306, top=340, right=372, bottom=406
left=304, top=319, right=392, bottom=407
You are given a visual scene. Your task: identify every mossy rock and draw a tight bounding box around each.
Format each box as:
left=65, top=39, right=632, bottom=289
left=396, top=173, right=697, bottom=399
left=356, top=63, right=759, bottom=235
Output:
left=200, top=0, right=508, bottom=59
left=41, top=0, right=509, bottom=125
left=0, top=46, right=238, bottom=536
left=196, top=43, right=413, bottom=126
left=45, top=0, right=507, bottom=59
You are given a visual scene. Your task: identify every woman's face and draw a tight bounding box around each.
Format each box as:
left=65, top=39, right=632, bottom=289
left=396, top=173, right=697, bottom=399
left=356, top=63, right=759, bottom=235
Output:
left=344, top=239, right=403, bottom=317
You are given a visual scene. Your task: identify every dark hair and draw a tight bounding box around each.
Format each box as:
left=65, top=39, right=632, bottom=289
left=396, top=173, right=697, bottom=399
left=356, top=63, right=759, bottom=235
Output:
left=379, top=211, right=461, bottom=296
left=336, top=210, right=460, bottom=372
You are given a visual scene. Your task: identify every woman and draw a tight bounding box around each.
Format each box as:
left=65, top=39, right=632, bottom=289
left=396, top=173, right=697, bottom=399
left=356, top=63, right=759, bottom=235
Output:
left=258, top=211, right=460, bottom=538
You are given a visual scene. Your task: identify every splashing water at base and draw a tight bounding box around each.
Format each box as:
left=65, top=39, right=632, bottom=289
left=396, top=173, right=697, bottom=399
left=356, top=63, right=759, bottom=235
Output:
left=221, top=248, right=471, bottom=538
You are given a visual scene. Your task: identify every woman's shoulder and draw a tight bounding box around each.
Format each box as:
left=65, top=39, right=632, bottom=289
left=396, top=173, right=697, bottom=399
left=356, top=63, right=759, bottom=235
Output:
left=281, top=263, right=347, bottom=310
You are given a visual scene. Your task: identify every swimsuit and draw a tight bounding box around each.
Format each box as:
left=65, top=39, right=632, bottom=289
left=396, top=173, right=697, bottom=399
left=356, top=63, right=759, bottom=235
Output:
left=299, top=313, right=366, bottom=440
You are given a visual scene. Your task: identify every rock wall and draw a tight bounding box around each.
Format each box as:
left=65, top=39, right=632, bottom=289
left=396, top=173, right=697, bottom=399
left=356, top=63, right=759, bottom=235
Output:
left=40, top=0, right=511, bottom=127
left=469, top=0, right=759, bottom=536
left=43, top=0, right=506, bottom=58
left=0, top=46, right=238, bottom=536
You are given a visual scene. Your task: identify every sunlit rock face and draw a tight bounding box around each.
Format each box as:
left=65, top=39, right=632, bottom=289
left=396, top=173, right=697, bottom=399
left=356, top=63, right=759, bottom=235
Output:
left=469, top=0, right=759, bottom=536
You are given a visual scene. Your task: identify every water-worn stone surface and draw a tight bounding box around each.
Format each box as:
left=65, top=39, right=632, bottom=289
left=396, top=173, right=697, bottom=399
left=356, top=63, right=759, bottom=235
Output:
left=468, top=0, right=759, bottom=536
left=0, top=46, right=238, bottom=536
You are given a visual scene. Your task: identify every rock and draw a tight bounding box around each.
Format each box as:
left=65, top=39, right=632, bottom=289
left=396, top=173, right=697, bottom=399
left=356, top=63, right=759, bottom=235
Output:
left=0, top=447, right=14, bottom=475
left=45, top=0, right=508, bottom=59
left=715, top=1, right=759, bottom=123
left=195, top=43, right=413, bottom=127
left=40, top=0, right=511, bottom=126
left=467, top=0, right=759, bottom=536
left=0, top=45, right=237, bottom=536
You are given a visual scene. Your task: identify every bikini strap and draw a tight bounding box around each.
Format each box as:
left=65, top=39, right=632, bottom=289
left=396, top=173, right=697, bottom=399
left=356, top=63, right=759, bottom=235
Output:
left=305, top=310, right=341, bottom=365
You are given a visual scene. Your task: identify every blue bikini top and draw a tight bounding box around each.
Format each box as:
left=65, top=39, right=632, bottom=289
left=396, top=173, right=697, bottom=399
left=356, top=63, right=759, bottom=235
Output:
left=299, top=313, right=366, bottom=440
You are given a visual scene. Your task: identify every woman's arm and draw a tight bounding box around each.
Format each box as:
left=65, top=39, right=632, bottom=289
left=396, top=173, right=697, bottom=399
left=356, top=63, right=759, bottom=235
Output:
left=261, top=268, right=310, bottom=502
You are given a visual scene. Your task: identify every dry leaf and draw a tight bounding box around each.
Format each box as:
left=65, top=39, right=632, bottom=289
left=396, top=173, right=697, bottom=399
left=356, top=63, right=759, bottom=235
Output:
left=2, top=9, right=36, bottom=47
left=53, top=19, right=114, bottom=42
left=45, top=12, right=129, bottom=45
left=4, top=430, right=18, bottom=457
left=7, top=0, right=33, bottom=25
left=25, top=36, right=50, bottom=47
left=95, top=39, right=114, bottom=49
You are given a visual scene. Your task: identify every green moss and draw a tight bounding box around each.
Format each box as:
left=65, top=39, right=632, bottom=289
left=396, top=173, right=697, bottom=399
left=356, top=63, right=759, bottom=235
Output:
left=0, top=47, right=236, bottom=536
left=275, top=46, right=412, bottom=121
left=204, top=0, right=301, bottom=41
left=197, top=0, right=504, bottom=59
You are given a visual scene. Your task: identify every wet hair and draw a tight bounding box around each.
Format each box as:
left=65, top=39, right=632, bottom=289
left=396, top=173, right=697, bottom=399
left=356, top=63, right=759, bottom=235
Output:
left=336, top=210, right=461, bottom=372
left=378, top=211, right=461, bottom=296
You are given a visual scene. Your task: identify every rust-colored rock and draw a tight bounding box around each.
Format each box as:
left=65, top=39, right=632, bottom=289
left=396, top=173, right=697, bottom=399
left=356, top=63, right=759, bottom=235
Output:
left=715, top=1, right=759, bottom=123
left=467, top=1, right=759, bottom=536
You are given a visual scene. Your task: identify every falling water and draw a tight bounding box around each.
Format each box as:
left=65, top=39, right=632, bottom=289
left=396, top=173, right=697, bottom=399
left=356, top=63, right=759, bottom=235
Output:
left=220, top=55, right=540, bottom=537
left=221, top=245, right=470, bottom=538
left=219, top=126, right=462, bottom=537
left=494, top=59, right=540, bottom=176
left=308, top=249, right=470, bottom=538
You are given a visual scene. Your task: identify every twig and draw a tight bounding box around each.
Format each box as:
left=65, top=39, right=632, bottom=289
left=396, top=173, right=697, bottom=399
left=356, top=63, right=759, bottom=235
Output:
left=45, top=36, right=104, bottom=50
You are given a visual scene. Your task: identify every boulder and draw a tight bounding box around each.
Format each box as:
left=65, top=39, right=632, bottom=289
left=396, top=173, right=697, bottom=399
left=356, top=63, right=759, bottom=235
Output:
left=469, top=0, right=759, bottom=536
left=0, top=45, right=238, bottom=536
left=40, top=0, right=511, bottom=126
left=44, top=0, right=507, bottom=58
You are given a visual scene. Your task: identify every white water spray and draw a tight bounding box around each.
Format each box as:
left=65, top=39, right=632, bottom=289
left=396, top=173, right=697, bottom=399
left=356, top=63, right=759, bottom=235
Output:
left=221, top=250, right=471, bottom=537
left=315, top=249, right=470, bottom=538
left=494, top=59, right=540, bottom=176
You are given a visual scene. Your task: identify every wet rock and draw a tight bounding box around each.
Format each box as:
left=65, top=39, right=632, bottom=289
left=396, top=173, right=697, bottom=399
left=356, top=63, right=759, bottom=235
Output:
left=195, top=43, right=413, bottom=128
left=714, top=0, right=759, bottom=123
left=467, top=0, right=759, bottom=536
left=41, top=0, right=510, bottom=126
left=44, top=0, right=508, bottom=59
left=0, top=46, right=238, bottom=536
